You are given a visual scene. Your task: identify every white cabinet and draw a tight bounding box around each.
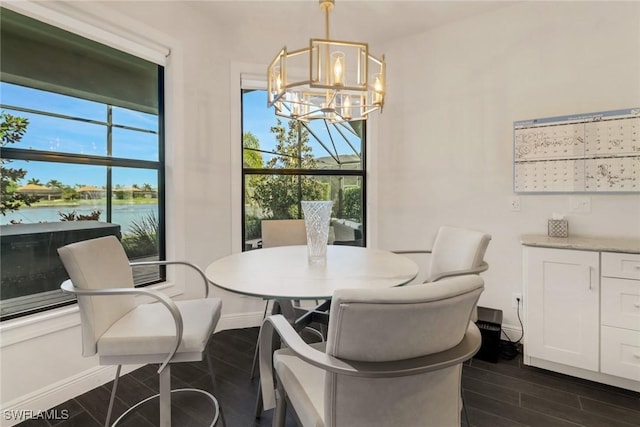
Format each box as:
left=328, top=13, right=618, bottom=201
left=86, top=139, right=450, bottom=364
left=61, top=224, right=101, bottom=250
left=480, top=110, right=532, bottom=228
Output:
left=524, top=247, right=600, bottom=371
left=600, top=252, right=640, bottom=381
left=522, top=237, right=640, bottom=392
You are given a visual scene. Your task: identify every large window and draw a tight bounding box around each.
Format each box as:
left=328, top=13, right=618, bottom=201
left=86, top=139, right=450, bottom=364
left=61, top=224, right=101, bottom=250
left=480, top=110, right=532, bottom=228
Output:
left=242, top=89, right=366, bottom=250
left=0, top=9, right=164, bottom=320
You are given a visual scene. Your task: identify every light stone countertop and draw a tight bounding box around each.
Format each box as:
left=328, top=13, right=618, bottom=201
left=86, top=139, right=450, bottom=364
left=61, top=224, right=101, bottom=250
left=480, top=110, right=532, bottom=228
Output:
left=521, top=234, right=640, bottom=254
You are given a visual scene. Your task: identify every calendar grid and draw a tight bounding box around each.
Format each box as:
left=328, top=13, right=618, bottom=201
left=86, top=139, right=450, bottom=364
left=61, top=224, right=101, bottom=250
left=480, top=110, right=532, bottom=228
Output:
left=513, top=108, right=640, bottom=193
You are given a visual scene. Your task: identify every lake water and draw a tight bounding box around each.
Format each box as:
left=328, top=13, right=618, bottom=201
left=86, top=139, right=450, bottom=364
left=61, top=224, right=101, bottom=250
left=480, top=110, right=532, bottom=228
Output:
left=1, top=204, right=158, bottom=234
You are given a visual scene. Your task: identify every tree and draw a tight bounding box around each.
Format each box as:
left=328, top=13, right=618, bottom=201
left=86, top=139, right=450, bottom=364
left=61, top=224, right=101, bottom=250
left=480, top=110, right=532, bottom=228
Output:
left=342, top=186, right=362, bottom=222
left=243, top=132, right=263, bottom=169
left=47, top=179, right=63, bottom=188
left=250, top=119, right=326, bottom=219
left=27, top=178, right=42, bottom=185
left=0, top=112, right=38, bottom=215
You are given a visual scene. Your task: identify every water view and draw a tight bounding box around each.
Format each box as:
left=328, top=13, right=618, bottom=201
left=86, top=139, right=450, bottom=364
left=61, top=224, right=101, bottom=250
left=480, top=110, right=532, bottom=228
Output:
left=1, top=204, right=158, bottom=234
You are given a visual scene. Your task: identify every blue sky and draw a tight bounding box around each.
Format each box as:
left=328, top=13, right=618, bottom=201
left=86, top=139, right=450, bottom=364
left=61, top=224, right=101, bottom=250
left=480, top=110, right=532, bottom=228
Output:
left=241, top=89, right=363, bottom=164
left=1, top=83, right=362, bottom=188
left=1, top=82, right=159, bottom=187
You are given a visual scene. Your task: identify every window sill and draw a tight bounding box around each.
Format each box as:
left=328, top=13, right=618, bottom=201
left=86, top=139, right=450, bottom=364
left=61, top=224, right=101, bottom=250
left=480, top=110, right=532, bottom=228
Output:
left=0, top=281, right=181, bottom=348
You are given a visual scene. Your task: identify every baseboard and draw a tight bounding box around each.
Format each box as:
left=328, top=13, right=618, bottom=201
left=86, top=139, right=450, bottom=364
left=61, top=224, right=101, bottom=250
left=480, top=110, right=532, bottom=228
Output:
left=0, top=364, right=141, bottom=427
left=216, top=310, right=264, bottom=331
left=501, top=323, right=523, bottom=342
left=0, top=311, right=264, bottom=426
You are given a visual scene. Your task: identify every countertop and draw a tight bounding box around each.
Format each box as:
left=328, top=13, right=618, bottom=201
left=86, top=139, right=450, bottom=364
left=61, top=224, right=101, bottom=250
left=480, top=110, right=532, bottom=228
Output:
left=521, top=234, right=640, bottom=254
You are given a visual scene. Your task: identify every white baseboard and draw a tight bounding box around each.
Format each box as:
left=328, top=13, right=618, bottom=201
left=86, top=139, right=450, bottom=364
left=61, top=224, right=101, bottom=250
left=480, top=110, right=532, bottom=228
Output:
left=216, top=311, right=264, bottom=331
left=0, top=311, right=264, bottom=426
left=501, top=323, right=523, bottom=343
left=0, top=364, right=141, bottom=427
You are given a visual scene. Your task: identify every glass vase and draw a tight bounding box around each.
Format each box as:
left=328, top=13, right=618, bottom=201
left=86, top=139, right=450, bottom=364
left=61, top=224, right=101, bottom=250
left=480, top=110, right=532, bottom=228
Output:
left=301, top=201, right=333, bottom=265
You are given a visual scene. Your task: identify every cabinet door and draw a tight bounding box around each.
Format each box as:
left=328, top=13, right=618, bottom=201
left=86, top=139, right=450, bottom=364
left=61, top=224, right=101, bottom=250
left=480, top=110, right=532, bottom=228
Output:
left=525, top=247, right=600, bottom=371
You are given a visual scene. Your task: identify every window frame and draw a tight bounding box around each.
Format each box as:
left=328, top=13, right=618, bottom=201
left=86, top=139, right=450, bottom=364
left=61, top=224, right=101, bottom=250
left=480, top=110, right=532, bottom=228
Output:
left=0, top=54, right=165, bottom=322
left=240, top=86, right=367, bottom=250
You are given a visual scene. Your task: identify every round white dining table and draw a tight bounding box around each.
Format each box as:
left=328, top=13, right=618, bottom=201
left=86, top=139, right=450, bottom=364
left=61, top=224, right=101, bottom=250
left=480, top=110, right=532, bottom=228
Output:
left=205, top=245, right=419, bottom=300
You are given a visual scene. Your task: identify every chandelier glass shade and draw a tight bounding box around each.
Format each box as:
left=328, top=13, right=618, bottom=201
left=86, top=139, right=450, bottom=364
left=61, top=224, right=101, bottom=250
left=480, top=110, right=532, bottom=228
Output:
left=267, top=0, right=386, bottom=123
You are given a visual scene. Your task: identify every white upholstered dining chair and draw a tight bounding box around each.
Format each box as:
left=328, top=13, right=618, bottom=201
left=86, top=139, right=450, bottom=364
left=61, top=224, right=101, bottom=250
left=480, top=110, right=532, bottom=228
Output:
left=395, top=225, right=491, bottom=321
left=251, top=218, right=324, bottom=379
left=261, top=219, right=307, bottom=248
left=395, top=225, right=491, bottom=283
left=259, top=274, right=484, bottom=427
left=58, top=236, right=223, bottom=427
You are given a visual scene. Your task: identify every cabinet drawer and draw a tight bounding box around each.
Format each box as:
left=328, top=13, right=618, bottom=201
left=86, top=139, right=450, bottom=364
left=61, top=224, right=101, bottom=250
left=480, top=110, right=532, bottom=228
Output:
left=601, top=326, right=640, bottom=380
left=601, top=277, right=640, bottom=331
left=602, top=252, right=640, bottom=280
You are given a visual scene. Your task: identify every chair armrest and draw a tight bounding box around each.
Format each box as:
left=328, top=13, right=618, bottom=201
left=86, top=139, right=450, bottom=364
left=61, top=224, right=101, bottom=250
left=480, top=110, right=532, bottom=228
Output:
left=259, top=314, right=481, bottom=410
left=391, top=249, right=432, bottom=255
left=129, top=260, right=210, bottom=298
left=60, top=279, right=183, bottom=374
left=428, top=261, right=489, bottom=282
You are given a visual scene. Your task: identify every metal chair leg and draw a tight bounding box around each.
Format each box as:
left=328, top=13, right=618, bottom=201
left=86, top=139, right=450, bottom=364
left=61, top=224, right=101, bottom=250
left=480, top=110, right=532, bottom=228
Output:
left=462, top=393, right=471, bottom=427
left=251, top=300, right=271, bottom=380
left=206, top=351, right=226, bottom=427
left=105, top=365, right=122, bottom=427
left=272, top=382, right=287, bottom=427
left=159, top=365, right=171, bottom=427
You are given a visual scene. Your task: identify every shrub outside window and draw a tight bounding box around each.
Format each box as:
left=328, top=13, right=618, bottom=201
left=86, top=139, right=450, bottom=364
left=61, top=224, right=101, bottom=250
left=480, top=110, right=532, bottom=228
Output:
left=242, top=89, right=366, bottom=250
left=0, top=9, right=164, bottom=320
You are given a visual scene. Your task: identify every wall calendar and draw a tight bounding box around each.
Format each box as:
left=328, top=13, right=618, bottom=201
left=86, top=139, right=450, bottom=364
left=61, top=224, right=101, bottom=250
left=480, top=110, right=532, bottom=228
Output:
left=513, top=108, right=640, bottom=193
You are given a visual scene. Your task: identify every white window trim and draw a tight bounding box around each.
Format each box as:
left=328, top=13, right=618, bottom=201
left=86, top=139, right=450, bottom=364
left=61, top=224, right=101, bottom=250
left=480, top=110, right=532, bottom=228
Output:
left=230, top=62, right=379, bottom=252
left=0, top=1, right=187, bottom=341
left=1, top=1, right=170, bottom=66
left=230, top=62, right=267, bottom=254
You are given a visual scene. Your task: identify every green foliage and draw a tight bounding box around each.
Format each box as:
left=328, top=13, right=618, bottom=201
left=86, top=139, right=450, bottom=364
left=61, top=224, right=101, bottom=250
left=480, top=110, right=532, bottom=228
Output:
left=250, top=119, right=325, bottom=219
left=0, top=112, right=39, bottom=215
left=243, top=132, right=263, bottom=168
left=58, top=210, right=101, bottom=221
left=342, top=187, right=362, bottom=222
left=245, top=215, right=261, bottom=240
left=121, top=211, right=159, bottom=258
left=61, top=186, right=79, bottom=201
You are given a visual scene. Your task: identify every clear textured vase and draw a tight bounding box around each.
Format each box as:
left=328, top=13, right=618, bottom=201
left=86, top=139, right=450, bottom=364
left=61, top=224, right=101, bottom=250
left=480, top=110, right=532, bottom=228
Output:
left=301, top=200, right=333, bottom=265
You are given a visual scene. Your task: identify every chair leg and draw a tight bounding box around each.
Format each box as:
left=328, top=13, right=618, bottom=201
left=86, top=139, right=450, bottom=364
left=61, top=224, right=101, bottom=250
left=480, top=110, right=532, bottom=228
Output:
left=251, top=300, right=271, bottom=380
left=159, top=365, right=171, bottom=427
left=272, top=382, right=287, bottom=427
left=462, top=393, right=471, bottom=427
left=206, top=351, right=226, bottom=427
left=105, top=365, right=122, bottom=427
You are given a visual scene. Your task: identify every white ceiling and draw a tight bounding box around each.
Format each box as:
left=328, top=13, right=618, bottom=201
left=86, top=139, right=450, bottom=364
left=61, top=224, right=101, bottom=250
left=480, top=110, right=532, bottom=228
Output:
left=190, top=0, right=515, bottom=44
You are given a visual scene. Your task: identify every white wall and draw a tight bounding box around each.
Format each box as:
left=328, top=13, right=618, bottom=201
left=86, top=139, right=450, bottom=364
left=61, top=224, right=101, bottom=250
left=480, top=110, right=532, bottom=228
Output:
left=0, top=2, right=267, bottom=423
left=376, top=1, right=640, bottom=331
left=1, top=0, right=639, bottom=422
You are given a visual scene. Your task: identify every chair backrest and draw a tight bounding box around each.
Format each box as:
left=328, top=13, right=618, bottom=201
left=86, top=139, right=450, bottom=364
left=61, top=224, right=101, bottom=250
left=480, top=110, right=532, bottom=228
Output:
left=428, top=225, right=491, bottom=281
left=261, top=219, right=306, bottom=248
left=57, top=236, right=135, bottom=357
left=324, top=275, right=484, bottom=426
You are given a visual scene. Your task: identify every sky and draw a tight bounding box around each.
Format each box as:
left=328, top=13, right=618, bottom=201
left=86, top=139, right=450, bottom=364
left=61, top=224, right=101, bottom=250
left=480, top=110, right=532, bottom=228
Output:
left=1, top=82, right=362, bottom=189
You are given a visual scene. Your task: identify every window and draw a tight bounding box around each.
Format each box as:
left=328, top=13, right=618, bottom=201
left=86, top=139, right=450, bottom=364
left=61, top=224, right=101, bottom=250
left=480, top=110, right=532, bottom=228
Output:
left=241, top=88, right=366, bottom=250
left=0, top=9, right=164, bottom=320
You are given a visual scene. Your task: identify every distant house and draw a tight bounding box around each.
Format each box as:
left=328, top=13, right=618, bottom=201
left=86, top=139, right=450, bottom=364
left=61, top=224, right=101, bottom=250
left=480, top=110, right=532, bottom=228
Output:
left=15, top=183, right=62, bottom=200
left=76, top=186, right=106, bottom=200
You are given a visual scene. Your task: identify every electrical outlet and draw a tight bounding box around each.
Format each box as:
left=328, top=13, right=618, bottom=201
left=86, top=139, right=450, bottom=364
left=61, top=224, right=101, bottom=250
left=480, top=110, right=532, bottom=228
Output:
left=510, top=196, right=521, bottom=212
left=512, top=292, right=522, bottom=308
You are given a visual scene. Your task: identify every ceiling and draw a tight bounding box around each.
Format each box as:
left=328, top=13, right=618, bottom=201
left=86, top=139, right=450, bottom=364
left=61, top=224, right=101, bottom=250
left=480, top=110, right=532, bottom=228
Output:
left=190, top=0, right=516, bottom=44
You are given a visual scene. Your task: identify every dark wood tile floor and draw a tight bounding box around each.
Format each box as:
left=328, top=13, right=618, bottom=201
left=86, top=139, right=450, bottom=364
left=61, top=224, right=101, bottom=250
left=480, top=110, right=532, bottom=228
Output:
left=15, top=327, right=640, bottom=427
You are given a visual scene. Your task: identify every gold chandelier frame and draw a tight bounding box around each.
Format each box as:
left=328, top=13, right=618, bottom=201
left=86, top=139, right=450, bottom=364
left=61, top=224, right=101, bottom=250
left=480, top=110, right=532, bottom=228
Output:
left=267, top=0, right=385, bottom=123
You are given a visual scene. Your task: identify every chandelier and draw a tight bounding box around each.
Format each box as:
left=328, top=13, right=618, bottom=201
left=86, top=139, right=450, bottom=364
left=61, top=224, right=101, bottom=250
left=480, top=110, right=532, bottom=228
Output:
left=267, top=0, right=386, bottom=123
